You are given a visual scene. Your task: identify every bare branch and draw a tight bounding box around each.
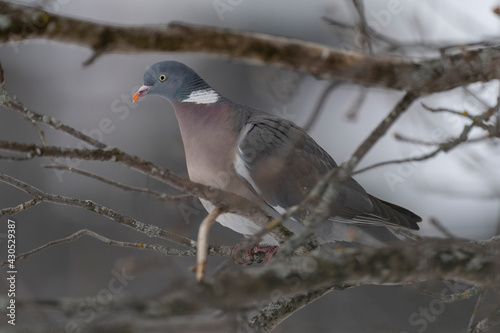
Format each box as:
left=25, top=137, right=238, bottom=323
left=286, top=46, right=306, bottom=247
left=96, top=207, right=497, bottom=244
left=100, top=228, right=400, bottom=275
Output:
left=345, top=86, right=369, bottom=121
left=394, top=132, right=445, bottom=146
left=11, top=237, right=499, bottom=328
left=217, top=239, right=500, bottom=308
left=472, top=304, right=500, bottom=333
left=2, top=2, right=500, bottom=93
left=0, top=197, right=42, bottom=217
left=468, top=288, right=488, bottom=332
left=352, top=0, right=373, bottom=54
left=246, top=285, right=339, bottom=332
left=353, top=121, right=484, bottom=175
left=442, top=285, right=484, bottom=303
left=302, top=81, right=342, bottom=131
left=354, top=95, right=500, bottom=175
left=0, top=171, right=200, bottom=250
left=0, top=229, right=212, bottom=267
left=44, top=165, right=191, bottom=202
left=1, top=96, right=106, bottom=150
left=80, top=238, right=500, bottom=313
left=322, top=15, right=500, bottom=54
left=429, top=217, right=456, bottom=239
left=422, top=103, right=498, bottom=136
left=0, top=58, right=4, bottom=84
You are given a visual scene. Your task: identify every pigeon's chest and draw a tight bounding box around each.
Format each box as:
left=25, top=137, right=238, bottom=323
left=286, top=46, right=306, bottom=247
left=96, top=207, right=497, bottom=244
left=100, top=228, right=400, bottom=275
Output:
left=183, top=128, right=237, bottom=188
left=174, top=104, right=241, bottom=190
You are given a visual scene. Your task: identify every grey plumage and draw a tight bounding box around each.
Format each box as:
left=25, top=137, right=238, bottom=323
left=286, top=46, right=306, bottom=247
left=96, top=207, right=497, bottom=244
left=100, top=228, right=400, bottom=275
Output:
left=133, top=61, right=421, bottom=247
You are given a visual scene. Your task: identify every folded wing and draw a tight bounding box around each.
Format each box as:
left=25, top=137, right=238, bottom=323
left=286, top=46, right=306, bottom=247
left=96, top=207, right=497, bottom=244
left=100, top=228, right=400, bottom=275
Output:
left=234, top=113, right=421, bottom=231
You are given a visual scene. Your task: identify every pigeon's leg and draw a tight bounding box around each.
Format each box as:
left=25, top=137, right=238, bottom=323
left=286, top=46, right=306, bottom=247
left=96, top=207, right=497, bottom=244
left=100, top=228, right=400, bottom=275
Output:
left=252, top=245, right=278, bottom=263
left=232, top=243, right=278, bottom=265
left=196, top=207, right=224, bottom=281
left=231, top=243, right=254, bottom=266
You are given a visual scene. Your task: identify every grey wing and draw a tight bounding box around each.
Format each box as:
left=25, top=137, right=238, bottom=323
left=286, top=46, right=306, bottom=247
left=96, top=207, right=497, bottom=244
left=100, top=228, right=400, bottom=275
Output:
left=234, top=114, right=420, bottom=230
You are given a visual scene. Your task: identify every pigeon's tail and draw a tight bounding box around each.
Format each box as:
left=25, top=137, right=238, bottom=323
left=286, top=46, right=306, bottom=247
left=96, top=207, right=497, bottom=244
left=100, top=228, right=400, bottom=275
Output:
left=369, top=195, right=422, bottom=230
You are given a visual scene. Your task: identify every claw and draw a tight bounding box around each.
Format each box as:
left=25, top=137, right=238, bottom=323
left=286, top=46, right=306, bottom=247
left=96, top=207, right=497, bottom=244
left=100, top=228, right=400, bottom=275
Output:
left=231, top=243, right=253, bottom=266
left=252, top=245, right=278, bottom=263
left=232, top=243, right=278, bottom=265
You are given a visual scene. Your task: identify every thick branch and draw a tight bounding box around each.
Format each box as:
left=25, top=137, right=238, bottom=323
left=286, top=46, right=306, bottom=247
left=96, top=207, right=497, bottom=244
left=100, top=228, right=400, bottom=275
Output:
left=1, top=2, right=499, bottom=93
left=188, top=239, right=500, bottom=311
left=39, top=237, right=499, bottom=319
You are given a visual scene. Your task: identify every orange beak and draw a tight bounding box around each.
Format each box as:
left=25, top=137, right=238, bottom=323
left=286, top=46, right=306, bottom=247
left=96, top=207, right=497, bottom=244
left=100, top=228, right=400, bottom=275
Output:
left=132, top=85, right=151, bottom=103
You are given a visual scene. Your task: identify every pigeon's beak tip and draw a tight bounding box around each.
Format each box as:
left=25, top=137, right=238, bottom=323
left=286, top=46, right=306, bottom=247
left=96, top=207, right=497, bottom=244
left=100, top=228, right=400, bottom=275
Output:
left=133, top=85, right=151, bottom=103
left=132, top=92, right=140, bottom=103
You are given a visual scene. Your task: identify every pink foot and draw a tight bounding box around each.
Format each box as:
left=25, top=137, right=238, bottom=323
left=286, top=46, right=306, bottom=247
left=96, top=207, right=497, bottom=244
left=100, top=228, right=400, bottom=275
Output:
left=252, top=245, right=278, bottom=263
left=232, top=243, right=278, bottom=265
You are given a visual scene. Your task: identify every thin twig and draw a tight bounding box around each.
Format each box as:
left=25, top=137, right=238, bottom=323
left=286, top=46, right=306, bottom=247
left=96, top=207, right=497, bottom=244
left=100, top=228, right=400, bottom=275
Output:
left=2, top=98, right=106, bottom=150
left=395, top=132, right=493, bottom=146
left=0, top=171, right=199, bottom=250
left=355, top=97, right=500, bottom=175
left=352, top=0, right=373, bottom=54
left=0, top=197, right=42, bottom=217
left=496, top=206, right=500, bottom=237
left=468, top=288, right=487, bottom=332
left=463, top=86, right=491, bottom=109
left=471, top=305, right=500, bottom=333
left=44, top=165, right=191, bottom=202
left=246, top=285, right=342, bottom=331
left=442, top=285, right=483, bottom=303
left=302, top=81, right=342, bottom=131
left=345, top=86, right=368, bottom=121
left=429, top=217, right=456, bottom=238
left=0, top=229, right=211, bottom=267
left=394, top=132, right=443, bottom=145
left=422, top=103, right=498, bottom=135
left=322, top=16, right=355, bottom=30
left=353, top=122, right=477, bottom=175
left=324, top=13, right=500, bottom=57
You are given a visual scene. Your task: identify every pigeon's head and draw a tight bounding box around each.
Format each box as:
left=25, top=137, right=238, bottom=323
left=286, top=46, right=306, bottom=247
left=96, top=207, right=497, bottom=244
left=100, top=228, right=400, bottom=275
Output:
left=133, top=61, right=216, bottom=104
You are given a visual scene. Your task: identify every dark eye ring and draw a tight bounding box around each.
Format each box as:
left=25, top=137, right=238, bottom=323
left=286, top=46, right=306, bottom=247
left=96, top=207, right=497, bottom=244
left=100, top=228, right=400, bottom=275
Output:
left=159, top=74, right=167, bottom=82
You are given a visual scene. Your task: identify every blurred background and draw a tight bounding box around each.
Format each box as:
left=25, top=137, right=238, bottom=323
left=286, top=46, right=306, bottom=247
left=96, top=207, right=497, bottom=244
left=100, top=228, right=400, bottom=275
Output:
left=1, top=0, right=500, bottom=332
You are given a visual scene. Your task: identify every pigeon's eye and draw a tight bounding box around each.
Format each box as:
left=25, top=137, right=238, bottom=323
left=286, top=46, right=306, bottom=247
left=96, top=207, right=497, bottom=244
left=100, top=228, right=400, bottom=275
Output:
left=159, top=74, right=167, bottom=82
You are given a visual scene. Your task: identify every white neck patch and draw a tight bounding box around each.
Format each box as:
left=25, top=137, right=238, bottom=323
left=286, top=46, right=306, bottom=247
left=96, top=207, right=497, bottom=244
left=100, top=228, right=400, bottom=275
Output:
left=182, top=89, right=219, bottom=104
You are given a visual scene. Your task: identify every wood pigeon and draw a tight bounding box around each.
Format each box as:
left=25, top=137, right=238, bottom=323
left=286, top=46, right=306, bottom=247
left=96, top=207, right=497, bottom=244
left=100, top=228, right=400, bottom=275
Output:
left=133, top=61, right=421, bottom=253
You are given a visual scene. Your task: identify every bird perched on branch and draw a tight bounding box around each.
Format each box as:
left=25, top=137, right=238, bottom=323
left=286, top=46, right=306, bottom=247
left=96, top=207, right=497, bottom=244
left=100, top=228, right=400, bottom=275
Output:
left=133, top=61, right=421, bottom=263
